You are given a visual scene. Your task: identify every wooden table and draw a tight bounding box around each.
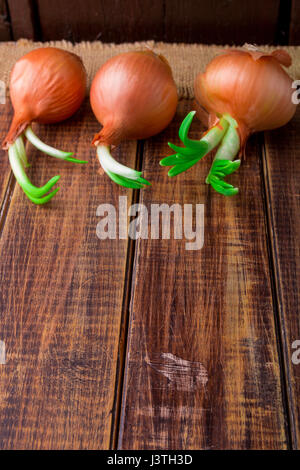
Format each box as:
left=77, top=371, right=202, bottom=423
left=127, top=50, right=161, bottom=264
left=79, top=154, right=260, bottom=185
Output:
left=0, top=98, right=299, bottom=450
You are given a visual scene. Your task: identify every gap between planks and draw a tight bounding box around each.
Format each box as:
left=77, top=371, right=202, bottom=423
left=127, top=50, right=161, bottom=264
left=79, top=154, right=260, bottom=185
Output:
left=109, top=140, right=146, bottom=449
left=260, top=132, right=298, bottom=449
left=0, top=171, right=16, bottom=239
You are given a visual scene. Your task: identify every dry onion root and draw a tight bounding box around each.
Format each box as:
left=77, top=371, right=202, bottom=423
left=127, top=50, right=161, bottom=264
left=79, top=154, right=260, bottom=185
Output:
left=90, top=50, right=178, bottom=188
left=2, top=47, right=87, bottom=204
left=161, top=46, right=297, bottom=196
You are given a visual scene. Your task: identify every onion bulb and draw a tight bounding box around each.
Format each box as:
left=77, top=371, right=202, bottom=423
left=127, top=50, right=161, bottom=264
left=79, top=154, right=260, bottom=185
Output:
left=161, top=46, right=297, bottom=196
left=2, top=47, right=87, bottom=204
left=90, top=50, right=178, bottom=188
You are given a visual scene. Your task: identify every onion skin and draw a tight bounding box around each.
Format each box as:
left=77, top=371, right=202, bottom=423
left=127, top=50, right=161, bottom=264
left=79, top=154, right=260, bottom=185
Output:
left=194, top=49, right=297, bottom=149
left=90, top=50, right=178, bottom=146
left=3, top=47, right=87, bottom=149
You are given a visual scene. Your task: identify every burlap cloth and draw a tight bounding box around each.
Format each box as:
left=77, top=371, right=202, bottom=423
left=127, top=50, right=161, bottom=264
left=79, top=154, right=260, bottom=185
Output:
left=0, top=40, right=299, bottom=98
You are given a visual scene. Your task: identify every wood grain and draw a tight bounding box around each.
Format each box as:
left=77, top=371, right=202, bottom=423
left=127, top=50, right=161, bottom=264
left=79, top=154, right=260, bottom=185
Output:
left=164, top=0, right=281, bottom=44
left=0, top=0, right=11, bottom=41
left=0, top=99, right=137, bottom=449
left=262, top=107, right=300, bottom=449
left=7, top=0, right=35, bottom=40
left=290, top=0, right=300, bottom=45
left=118, top=100, right=288, bottom=450
left=30, top=0, right=283, bottom=44
left=36, top=0, right=164, bottom=43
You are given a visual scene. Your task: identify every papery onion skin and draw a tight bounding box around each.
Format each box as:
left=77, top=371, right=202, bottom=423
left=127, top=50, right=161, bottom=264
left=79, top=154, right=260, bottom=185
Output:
left=90, top=50, right=178, bottom=146
left=3, top=47, right=87, bottom=149
left=194, top=49, right=297, bottom=147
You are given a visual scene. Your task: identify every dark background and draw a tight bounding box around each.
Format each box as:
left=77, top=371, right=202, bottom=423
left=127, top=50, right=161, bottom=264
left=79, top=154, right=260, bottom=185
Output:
left=0, top=0, right=299, bottom=45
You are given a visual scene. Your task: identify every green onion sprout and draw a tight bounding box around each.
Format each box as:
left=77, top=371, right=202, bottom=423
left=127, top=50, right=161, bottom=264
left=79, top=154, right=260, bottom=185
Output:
left=160, top=111, right=241, bottom=196
left=8, top=126, right=88, bottom=205
left=97, top=145, right=151, bottom=189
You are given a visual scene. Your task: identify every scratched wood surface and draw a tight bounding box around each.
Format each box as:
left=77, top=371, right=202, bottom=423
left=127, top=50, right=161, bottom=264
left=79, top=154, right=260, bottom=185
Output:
left=118, top=100, right=289, bottom=450
left=0, top=99, right=137, bottom=449
left=0, top=98, right=299, bottom=449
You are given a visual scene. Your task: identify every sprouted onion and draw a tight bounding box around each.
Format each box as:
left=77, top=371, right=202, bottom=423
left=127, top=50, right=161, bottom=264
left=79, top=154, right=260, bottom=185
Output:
left=2, top=47, right=87, bottom=204
left=90, top=50, right=178, bottom=188
left=160, top=47, right=297, bottom=196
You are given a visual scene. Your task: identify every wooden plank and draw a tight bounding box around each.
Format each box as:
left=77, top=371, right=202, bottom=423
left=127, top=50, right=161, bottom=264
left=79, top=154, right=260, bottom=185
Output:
left=36, top=0, right=164, bottom=42
left=290, top=0, right=300, bottom=45
left=4, top=0, right=293, bottom=44
left=7, top=0, right=35, bottom=40
left=118, top=100, right=288, bottom=449
left=0, top=0, right=11, bottom=40
left=0, top=99, right=136, bottom=449
left=164, top=0, right=280, bottom=44
left=36, top=0, right=282, bottom=44
left=262, top=107, right=300, bottom=449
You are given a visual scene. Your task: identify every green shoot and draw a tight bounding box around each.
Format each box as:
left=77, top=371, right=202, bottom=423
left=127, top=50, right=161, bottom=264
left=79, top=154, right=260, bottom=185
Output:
left=97, top=145, right=151, bottom=189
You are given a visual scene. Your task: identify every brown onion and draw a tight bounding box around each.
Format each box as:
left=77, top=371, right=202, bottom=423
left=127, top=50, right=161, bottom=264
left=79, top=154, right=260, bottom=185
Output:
left=195, top=48, right=297, bottom=147
left=162, top=47, right=297, bottom=197
left=90, top=50, right=178, bottom=188
left=2, top=47, right=87, bottom=205
left=3, top=47, right=86, bottom=149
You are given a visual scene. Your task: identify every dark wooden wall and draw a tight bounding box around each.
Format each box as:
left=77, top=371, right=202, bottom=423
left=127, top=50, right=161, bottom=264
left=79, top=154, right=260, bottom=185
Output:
left=0, top=0, right=299, bottom=44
